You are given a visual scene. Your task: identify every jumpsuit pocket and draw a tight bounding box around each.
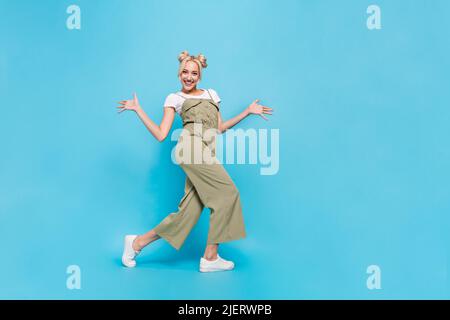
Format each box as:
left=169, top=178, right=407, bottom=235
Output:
left=182, top=100, right=203, bottom=113
left=182, top=101, right=202, bottom=127
left=208, top=101, right=220, bottom=111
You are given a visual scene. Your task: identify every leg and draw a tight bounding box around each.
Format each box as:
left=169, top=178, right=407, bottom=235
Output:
left=121, top=176, right=203, bottom=268
left=181, top=161, right=247, bottom=246
left=204, top=243, right=219, bottom=261
left=132, top=229, right=161, bottom=251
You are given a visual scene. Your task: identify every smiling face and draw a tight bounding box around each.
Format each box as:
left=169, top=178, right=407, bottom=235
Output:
left=179, top=60, right=201, bottom=92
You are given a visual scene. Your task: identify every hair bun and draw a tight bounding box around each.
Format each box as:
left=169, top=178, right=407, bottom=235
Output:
left=178, top=50, right=190, bottom=62
left=196, top=53, right=207, bottom=68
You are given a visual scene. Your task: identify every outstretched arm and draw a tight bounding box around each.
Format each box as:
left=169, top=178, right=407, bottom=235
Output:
left=218, top=99, right=273, bottom=133
left=117, top=93, right=175, bottom=142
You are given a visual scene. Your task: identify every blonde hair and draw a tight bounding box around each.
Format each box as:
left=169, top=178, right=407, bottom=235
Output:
left=178, top=50, right=207, bottom=79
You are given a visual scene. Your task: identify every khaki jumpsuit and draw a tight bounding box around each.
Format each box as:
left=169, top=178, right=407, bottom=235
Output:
left=153, top=90, right=247, bottom=250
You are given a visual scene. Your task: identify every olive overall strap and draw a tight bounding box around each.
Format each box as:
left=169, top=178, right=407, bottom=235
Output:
left=206, top=89, right=214, bottom=101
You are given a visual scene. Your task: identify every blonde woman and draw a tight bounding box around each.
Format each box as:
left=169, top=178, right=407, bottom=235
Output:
left=118, top=51, right=273, bottom=272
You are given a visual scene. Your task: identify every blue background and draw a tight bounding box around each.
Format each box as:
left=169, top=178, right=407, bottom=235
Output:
left=1, top=0, right=449, bottom=299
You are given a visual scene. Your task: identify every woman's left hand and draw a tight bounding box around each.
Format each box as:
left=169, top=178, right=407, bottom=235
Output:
left=247, top=99, right=273, bottom=121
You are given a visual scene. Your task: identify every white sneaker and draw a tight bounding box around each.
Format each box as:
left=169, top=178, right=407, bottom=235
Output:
left=122, top=235, right=141, bottom=268
left=199, top=254, right=235, bottom=272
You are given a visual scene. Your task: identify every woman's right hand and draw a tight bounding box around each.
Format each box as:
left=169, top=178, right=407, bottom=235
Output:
left=117, top=92, right=142, bottom=113
left=246, top=99, right=273, bottom=121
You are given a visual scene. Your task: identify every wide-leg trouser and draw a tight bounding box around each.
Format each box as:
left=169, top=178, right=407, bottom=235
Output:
left=153, top=135, right=247, bottom=250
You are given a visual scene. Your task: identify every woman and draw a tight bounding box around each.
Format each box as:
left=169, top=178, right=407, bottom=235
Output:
left=117, top=51, right=273, bottom=272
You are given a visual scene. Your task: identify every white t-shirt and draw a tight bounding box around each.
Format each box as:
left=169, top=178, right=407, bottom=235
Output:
left=164, top=88, right=221, bottom=115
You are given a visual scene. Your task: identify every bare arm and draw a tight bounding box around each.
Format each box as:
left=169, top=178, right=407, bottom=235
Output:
left=218, top=109, right=249, bottom=133
left=117, top=92, right=175, bottom=142
left=135, top=107, right=175, bottom=142
left=217, top=99, right=273, bottom=133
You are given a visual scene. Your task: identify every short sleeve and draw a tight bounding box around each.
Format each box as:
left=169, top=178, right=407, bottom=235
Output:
left=164, top=93, right=178, bottom=108
left=208, top=89, right=221, bottom=104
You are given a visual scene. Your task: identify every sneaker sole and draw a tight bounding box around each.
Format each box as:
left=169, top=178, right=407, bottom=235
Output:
left=122, top=258, right=136, bottom=268
left=199, top=267, right=234, bottom=273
